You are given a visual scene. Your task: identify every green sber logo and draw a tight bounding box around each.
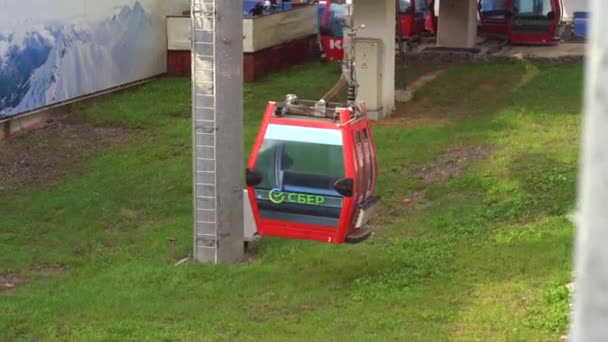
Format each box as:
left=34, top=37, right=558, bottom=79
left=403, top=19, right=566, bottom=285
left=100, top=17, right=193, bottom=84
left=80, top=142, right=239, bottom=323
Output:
left=268, top=188, right=326, bottom=206
left=269, top=188, right=286, bottom=204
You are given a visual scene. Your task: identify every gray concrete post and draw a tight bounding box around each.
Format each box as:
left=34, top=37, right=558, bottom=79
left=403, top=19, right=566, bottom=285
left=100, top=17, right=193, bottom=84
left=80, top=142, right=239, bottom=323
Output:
left=352, top=0, right=395, bottom=119
left=436, top=0, right=477, bottom=48
left=570, top=1, right=608, bottom=340
left=191, top=0, right=244, bottom=264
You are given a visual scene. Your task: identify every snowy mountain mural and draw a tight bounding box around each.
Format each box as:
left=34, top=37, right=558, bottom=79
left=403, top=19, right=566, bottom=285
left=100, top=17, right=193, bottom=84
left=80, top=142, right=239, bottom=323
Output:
left=0, top=0, right=166, bottom=118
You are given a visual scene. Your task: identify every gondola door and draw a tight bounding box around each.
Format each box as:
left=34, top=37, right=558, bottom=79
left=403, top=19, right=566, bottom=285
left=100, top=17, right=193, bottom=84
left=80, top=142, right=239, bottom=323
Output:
left=350, top=126, right=366, bottom=208
left=397, top=0, right=415, bottom=38
left=398, top=0, right=429, bottom=38
left=478, top=0, right=509, bottom=35
left=350, top=103, right=377, bottom=199
left=507, top=0, right=561, bottom=44
left=413, top=0, right=430, bottom=34
left=361, top=127, right=375, bottom=198
left=424, top=0, right=437, bottom=34
left=344, top=114, right=380, bottom=241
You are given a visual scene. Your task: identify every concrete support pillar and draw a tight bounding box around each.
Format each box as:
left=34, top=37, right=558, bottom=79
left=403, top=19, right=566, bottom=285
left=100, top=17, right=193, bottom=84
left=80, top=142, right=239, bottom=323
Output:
left=436, top=0, right=478, bottom=48
left=191, top=0, right=244, bottom=264
left=353, top=0, right=395, bottom=120
left=570, top=0, right=608, bottom=339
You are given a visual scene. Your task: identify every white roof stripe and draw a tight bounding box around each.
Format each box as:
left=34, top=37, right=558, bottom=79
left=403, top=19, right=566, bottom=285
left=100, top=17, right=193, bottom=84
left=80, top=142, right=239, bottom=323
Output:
left=264, top=124, right=343, bottom=145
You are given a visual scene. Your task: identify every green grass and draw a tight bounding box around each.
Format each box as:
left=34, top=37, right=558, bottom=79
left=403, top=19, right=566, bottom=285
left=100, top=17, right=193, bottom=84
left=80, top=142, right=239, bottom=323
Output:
left=395, top=63, right=444, bottom=89
left=0, top=61, right=582, bottom=341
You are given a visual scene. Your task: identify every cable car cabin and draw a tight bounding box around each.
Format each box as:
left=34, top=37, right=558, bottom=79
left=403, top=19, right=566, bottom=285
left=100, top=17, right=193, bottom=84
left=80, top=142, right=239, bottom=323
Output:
left=478, top=0, right=509, bottom=35
left=318, top=0, right=437, bottom=62
left=508, top=0, right=561, bottom=44
left=478, top=0, right=561, bottom=44
left=398, top=0, right=437, bottom=38
left=246, top=96, right=381, bottom=244
left=319, top=1, right=346, bottom=61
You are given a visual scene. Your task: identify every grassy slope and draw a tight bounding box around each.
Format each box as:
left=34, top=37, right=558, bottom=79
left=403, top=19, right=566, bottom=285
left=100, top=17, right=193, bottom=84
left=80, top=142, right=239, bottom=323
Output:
left=0, top=62, right=582, bottom=341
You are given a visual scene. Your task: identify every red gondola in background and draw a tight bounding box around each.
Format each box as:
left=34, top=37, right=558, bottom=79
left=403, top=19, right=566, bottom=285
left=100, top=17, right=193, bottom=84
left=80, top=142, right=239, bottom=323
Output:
left=319, top=0, right=346, bottom=61
left=398, top=0, right=437, bottom=38
left=478, top=0, right=562, bottom=44
left=508, top=0, right=561, bottom=44
left=319, top=0, right=437, bottom=62
left=478, top=0, right=509, bottom=35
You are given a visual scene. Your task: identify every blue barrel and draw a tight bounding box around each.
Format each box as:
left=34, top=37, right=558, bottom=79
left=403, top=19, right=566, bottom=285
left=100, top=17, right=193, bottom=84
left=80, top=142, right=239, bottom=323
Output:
left=573, top=11, right=588, bottom=37
left=243, top=0, right=258, bottom=14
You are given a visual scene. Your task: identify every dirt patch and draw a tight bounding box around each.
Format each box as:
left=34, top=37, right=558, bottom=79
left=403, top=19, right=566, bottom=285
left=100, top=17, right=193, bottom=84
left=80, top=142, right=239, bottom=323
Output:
left=395, top=63, right=447, bottom=90
left=243, top=241, right=261, bottom=264
left=0, top=113, right=132, bottom=190
left=30, top=263, right=68, bottom=274
left=0, top=271, right=24, bottom=291
left=402, top=69, right=446, bottom=95
left=0, top=264, right=69, bottom=292
left=104, top=222, right=122, bottom=232
left=400, top=190, right=426, bottom=208
left=375, top=145, right=493, bottom=230
left=377, top=116, right=450, bottom=128
left=414, top=145, right=490, bottom=186
left=399, top=145, right=491, bottom=209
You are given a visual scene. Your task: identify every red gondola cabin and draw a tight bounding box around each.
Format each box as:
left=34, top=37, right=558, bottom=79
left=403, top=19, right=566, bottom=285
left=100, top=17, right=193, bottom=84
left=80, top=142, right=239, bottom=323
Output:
left=246, top=96, right=380, bottom=244
left=398, top=0, right=437, bottom=38
left=508, top=0, right=561, bottom=44
left=319, top=0, right=437, bottom=62
left=478, top=0, right=509, bottom=35
left=319, top=0, right=347, bottom=61
left=478, top=0, right=561, bottom=44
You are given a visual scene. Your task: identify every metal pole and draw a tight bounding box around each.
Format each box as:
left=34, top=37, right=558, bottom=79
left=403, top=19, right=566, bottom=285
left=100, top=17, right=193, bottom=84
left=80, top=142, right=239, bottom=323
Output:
left=342, top=0, right=364, bottom=107
left=191, top=0, right=244, bottom=264
left=570, top=1, right=607, bottom=340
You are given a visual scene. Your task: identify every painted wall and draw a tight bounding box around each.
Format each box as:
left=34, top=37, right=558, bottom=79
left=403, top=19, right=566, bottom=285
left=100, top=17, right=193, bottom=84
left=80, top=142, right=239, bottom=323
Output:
left=243, top=6, right=318, bottom=53
left=0, top=0, right=167, bottom=119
